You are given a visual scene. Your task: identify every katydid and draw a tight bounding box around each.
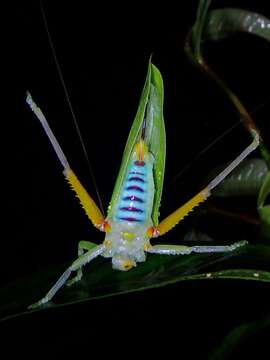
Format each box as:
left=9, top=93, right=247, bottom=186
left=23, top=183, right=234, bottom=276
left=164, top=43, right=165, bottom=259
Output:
left=26, top=61, right=259, bottom=309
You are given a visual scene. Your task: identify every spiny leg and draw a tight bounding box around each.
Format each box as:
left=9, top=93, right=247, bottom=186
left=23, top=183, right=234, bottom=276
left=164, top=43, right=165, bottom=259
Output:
left=147, top=132, right=260, bottom=238
left=66, top=241, right=98, bottom=286
left=28, top=244, right=105, bottom=309
left=26, top=92, right=108, bottom=231
left=147, top=240, right=247, bottom=256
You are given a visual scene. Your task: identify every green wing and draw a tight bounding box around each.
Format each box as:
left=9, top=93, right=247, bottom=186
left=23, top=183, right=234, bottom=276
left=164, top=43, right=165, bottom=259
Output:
left=107, top=60, right=165, bottom=226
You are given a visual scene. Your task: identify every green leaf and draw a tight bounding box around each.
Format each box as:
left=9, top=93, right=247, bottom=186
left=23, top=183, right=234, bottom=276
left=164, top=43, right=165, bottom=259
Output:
left=190, top=0, right=213, bottom=60
left=107, top=60, right=165, bottom=226
left=210, top=313, right=270, bottom=360
left=213, top=158, right=268, bottom=198
left=187, top=3, right=270, bottom=165
left=204, top=8, right=270, bottom=43
left=201, top=7, right=270, bottom=165
left=190, top=2, right=270, bottom=58
left=2, top=244, right=270, bottom=321
left=258, top=171, right=270, bottom=229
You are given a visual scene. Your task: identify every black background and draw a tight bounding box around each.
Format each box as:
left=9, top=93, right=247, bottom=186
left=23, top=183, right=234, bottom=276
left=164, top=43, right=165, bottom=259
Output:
left=2, top=0, right=270, bottom=357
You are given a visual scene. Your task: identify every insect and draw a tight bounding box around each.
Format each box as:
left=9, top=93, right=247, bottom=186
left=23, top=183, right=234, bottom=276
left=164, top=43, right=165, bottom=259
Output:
left=26, top=60, right=259, bottom=309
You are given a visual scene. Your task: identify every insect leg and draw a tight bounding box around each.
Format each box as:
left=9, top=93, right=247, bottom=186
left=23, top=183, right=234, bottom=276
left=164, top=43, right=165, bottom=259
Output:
left=147, top=240, right=247, bottom=255
left=148, top=132, right=260, bottom=238
left=28, top=244, right=105, bottom=309
left=66, top=241, right=98, bottom=286
left=26, top=92, right=108, bottom=231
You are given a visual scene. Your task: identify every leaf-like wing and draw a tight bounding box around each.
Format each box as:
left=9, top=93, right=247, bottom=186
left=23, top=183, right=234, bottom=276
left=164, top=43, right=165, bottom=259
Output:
left=107, top=60, right=165, bottom=226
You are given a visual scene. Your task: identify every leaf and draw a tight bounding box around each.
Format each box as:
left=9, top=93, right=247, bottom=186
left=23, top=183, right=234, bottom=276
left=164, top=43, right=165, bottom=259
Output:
left=201, top=7, right=270, bottom=165
left=210, top=313, right=270, bottom=360
left=107, top=60, right=165, bottom=226
left=258, top=171, right=270, bottom=230
left=213, top=158, right=268, bottom=198
left=204, top=8, right=270, bottom=43
left=187, top=2, right=270, bottom=164
left=2, top=243, right=270, bottom=321
left=191, top=0, right=213, bottom=60
left=188, top=1, right=264, bottom=60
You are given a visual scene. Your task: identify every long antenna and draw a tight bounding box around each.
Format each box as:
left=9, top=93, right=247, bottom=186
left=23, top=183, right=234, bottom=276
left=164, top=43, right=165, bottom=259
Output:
left=170, top=92, right=270, bottom=186
left=170, top=120, right=242, bottom=185
left=39, top=0, right=105, bottom=216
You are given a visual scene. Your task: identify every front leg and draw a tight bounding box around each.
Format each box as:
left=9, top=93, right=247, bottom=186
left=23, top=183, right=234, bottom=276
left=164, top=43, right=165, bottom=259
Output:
left=147, top=240, right=247, bottom=255
left=28, top=244, right=105, bottom=309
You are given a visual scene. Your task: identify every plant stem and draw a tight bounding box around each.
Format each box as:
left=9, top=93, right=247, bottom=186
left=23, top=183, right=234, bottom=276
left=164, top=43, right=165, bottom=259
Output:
left=185, top=34, right=270, bottom=168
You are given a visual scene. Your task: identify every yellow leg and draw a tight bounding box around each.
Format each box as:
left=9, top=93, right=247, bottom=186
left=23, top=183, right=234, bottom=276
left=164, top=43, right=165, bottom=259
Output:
left=64, top=168, right=109, bottom=231
left=147, top=132, right=259, bottom=238
left=147, top=188, right=210, bottom=237
left=26, top=92, right=109, bottom=232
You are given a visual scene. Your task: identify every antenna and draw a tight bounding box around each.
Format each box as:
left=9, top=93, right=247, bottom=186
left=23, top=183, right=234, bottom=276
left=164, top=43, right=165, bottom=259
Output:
left=170, top=120, right=242, bottom=185
left=39, top=0, right=105, bottom=216
left=170, top=91, right=270, bottom=186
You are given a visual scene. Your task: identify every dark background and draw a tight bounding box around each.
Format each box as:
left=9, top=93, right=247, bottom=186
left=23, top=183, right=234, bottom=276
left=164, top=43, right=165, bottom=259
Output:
left=2, top=0, right=270, bottom=357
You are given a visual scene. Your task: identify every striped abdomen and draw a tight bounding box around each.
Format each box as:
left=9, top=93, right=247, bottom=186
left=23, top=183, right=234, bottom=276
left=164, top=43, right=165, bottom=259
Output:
left=114, top=157, right=155, bottom=224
